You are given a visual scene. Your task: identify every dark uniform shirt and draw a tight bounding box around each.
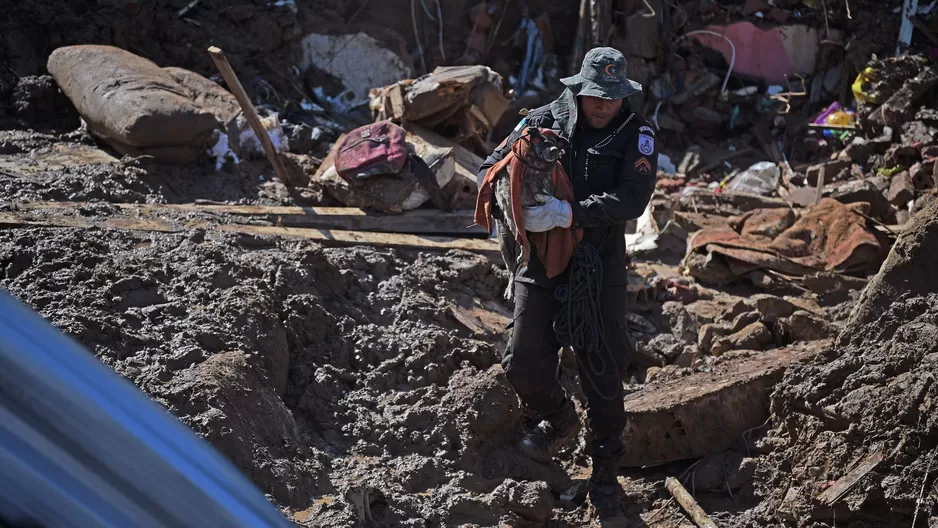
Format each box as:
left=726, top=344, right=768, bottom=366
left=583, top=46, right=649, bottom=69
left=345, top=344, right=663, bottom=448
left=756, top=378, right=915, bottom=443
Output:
left=478, top=88, right=658, bottom=287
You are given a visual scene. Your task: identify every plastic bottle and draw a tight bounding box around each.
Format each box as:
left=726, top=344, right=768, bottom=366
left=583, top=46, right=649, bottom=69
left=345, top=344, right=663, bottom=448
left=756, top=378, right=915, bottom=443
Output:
left=725, top=161, right=780, bottom=195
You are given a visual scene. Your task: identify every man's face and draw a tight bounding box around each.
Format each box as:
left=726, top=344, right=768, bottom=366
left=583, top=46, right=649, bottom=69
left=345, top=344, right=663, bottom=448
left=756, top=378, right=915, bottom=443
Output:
left=580, top=96, right=623, bottom=129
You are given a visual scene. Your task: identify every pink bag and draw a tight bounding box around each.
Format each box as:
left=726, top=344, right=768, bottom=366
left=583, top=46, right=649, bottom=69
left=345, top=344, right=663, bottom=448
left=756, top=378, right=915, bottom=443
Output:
left=335, top=120, right=409, bottom=182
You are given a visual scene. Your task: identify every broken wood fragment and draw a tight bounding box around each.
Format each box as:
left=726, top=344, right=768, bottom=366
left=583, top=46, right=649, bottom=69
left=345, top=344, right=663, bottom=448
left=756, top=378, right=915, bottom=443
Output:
left=208, top=46, right=292, bottom=186
left=664, top=477, right=719, bottom=528
left=817, top=450, right=885, bottom=505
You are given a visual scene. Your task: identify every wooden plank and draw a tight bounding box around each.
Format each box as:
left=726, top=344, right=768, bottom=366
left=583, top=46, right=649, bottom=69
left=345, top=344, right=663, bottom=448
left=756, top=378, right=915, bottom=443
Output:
left=818, top=450, right=885, bottom=505
left=16, top=201, right=487, bottom=237
left=208, top=46, right=292, bottom=186
left=0, top=213, right=499, bottom=257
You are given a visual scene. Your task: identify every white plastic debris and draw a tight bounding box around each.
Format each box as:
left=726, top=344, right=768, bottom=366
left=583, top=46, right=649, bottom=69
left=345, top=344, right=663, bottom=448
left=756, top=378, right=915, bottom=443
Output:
left=227, top=113, right=289, bottom=159
left=207, top=131, right=240, bottom=171
left=726, top=161, right=780, bottom=195
left=625, top=201, right=660, bottom=254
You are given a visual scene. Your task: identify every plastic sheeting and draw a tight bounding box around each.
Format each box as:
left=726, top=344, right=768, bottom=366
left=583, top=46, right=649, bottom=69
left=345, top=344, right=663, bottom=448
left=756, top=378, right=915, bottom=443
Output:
left=0, top=291, right=292, bottom=528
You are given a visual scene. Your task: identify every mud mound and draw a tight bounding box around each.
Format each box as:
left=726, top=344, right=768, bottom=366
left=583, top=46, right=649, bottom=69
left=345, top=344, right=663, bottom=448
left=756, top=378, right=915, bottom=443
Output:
left=741, top=202, right=938, bottom=527
left=0, top=226, right=589, bottom=525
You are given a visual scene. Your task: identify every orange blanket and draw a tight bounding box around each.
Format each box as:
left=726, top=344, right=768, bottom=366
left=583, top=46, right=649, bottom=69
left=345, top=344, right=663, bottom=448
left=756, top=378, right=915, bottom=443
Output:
left=474, top=128, right=583, bottom=278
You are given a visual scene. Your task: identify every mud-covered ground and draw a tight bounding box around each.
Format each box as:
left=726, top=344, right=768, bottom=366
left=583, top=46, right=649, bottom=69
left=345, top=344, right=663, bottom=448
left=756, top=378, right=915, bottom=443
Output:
left=0, top=223, right=580, bottom=526
left=3, top=1, right=936, bottom=526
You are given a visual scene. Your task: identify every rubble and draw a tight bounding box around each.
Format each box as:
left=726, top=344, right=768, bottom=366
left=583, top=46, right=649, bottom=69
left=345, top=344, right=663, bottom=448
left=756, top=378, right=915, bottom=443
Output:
left=369, top=65, right=510, bottom=152
left=3, top=0, right=938, bottom=526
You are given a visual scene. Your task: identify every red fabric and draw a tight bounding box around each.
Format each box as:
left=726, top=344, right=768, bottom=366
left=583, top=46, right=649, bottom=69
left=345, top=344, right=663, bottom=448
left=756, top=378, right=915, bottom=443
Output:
left=475, top=128, right=583, bottom=278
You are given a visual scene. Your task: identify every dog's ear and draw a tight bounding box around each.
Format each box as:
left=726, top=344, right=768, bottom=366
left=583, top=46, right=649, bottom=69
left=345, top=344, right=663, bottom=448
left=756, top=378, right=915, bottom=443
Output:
left=526, top=126, right=542, bottom=139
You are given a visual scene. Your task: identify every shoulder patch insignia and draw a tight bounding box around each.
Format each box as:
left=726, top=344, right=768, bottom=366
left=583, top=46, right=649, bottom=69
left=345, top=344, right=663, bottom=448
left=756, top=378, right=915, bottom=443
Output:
left=638, top=133, right=655, bottom=156
left=634, top=157, right=652, bottom=174
left=513, top=117, right=528, bottom=131
left=639, top=125, right=655, bottom=135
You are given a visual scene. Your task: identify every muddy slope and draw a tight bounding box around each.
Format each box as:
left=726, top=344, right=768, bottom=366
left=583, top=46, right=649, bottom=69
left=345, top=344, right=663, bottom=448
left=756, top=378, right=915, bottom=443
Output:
left=738, top=202, right=938, bottom=527
left=0, top=226, right=604, bottom=525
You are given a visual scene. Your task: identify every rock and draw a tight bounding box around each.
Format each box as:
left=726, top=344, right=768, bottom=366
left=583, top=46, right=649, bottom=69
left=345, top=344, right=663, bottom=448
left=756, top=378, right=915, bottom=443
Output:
left=885, top=171, right=915, bottom=206
left=922, top=145, right=938, bottom=160
left=780, top=310, right=834, bottom=342
left=674, top=345, right=701, bottom=367
left=489, top=479, right=554, bottom=522
left=871, top=67, right=938, bottom=128
left=621, top=343, right=825, bottom=467
left=687, top=299, right=737, bottom=325
left=829, top=176, right=891, bottom=218
left=910, top=161, right=932, bottom=190
left=645, top=366, right=663, bottom=382
left=884, top=143, right=921, bottom=168
left=842, top=136, right=872, bottom=162
left=646, top=333, right=686, bottom=361
left=721, top=299, right=751, bottom=322
left=661, top=301, right=699, bottom=343
left=900, top=120, right=938, bottom=147
left=711, top=322, right=773, bottom=355
left=747, top=294, right=798, bottom=323
left=806, top=159, right=851, bottom=187
left=697, top=323, right=725, bottom=353
left=626, top=312, right=658, bottom=335
left=728, top=311, right=762, bottom=334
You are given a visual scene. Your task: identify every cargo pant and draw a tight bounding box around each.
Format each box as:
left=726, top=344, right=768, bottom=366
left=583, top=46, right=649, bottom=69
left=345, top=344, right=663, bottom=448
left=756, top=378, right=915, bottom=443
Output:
left=501, top=280, right=633, bottom=461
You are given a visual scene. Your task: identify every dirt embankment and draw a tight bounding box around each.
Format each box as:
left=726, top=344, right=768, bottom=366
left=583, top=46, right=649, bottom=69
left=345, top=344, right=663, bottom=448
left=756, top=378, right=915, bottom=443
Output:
left=736, top=201, right=938, bottom=527
left=0, top=225, right=608, bottom=525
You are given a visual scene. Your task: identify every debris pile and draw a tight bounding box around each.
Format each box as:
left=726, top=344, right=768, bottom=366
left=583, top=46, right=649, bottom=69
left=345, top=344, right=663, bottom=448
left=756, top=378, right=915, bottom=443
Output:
left=3, top=0, right=938, bottom=526
left=739, top=200, right=938, bottom=526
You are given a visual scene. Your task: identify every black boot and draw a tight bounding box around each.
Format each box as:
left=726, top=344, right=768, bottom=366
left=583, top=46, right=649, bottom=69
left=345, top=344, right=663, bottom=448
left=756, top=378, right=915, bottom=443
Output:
left=588, top=460, right=628, bottom=527
left=517, top=399, right=580, bottom=462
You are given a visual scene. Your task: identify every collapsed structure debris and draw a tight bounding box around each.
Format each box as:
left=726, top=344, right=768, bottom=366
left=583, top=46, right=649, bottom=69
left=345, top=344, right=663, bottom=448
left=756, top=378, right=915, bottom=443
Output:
left=2, top=0, right=938, bottom=526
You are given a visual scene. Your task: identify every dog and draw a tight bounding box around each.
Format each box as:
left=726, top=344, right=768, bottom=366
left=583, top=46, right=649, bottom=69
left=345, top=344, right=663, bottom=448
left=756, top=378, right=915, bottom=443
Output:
left=492, top=127, right=567, bottom=301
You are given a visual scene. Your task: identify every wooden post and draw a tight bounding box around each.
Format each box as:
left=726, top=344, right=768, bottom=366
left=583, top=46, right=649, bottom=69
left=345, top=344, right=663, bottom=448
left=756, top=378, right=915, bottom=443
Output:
left=665, top=477, right=719, bottom=528
left=207, top=46, right=292, bottom=186
left=815, top=165, right=826, bottom=205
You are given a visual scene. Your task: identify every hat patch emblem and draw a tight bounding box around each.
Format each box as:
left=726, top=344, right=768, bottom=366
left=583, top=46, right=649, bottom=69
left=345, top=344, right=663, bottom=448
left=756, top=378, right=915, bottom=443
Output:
left=602, top=63, right=619, bottom=82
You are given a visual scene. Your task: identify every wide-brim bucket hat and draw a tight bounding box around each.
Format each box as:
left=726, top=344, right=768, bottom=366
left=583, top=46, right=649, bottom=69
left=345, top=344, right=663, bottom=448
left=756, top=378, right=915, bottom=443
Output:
left=560, top=47, right=643, bottom=100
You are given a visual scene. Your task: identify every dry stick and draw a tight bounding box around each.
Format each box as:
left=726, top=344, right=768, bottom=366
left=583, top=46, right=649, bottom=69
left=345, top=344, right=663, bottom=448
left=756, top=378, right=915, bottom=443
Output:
left=207, top=46, right=292, bottom=186
left=912, top=456, right=934, bottom=527
left=665, top=477, right=719, bottom=528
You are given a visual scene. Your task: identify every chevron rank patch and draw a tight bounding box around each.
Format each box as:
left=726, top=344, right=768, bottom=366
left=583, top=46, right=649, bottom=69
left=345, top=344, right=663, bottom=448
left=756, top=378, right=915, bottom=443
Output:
left=634, top=157, right=652, bottom=174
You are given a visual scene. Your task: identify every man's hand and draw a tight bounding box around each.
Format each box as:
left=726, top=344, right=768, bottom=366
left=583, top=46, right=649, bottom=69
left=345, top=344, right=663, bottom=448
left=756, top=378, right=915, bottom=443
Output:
left=523, top=195, right=573, bottom=232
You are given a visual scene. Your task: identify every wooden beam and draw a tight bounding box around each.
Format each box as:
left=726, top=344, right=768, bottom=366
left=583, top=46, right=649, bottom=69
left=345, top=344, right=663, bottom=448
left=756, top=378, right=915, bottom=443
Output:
left=14, top=201, right=487, bottom=237
left=208, top=46, right=293, bottom=185
left=818, top=451, right=885, bottom=506
left=0, top=212, right=500, bottom=258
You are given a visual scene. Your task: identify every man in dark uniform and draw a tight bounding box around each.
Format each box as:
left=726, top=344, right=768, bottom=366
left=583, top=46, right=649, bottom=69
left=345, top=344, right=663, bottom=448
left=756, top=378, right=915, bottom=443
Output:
left=477, top=47, right=657, bottom=526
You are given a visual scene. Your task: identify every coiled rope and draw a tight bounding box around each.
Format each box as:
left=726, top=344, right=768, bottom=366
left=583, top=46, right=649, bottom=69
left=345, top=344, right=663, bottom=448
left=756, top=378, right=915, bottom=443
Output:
left=551, top=240, right=620, bottom=402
